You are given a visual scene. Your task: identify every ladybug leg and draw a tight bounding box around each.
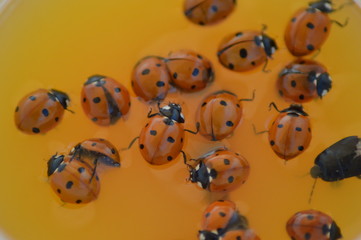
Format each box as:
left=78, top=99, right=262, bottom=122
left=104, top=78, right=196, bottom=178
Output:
left=331, top=18, right=349, bottom=28
left=239, top=89, right=256, bottom=102
left=120, top=136, right=140, bottom=151
left=89, top=158, right=99, bottom=183
left=252, top=124, right=268, bottom=135
left=262, top=58, right=270, bottom=73
left=184, top=122, right=200, bottom=134
left=268, top=102, right=281, bottom=112
left=311, top=49, right=321, bottom=60
left=147, top=108, right=159, bottom=118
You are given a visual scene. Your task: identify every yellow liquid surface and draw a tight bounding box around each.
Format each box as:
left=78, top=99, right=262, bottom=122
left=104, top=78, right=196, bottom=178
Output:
left=1, top=0, right=361, bottom=239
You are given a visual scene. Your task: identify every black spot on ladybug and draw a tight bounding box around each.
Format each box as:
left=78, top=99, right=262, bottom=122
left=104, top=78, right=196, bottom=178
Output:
left=129, top=102, right=131, bottom=107
left=324, top=27, right=328, bottom=32
left=202, top=102, right=207, bottom=107
left=219, top=212, right=226, bottom=217
left=92, top=142, right=97, bottom=146
left=226, top=121, right=234, bottom=127
left=291, top=17, right=296, bottom=22
left=199, top=21, right=205, bottom=25
left=115, top=88, right=121, bottom=93
left=58, top=164, right=66, bottom=173
left=220, top=100, right=227, bottom=106
left=167, top=156, right=173, bottom=161
left=279, top=90, right=283, bottom=96
left=299, top=94, right=305, bottom=100
left=76, top=200, right=82, bottom=204
left=236, top=237, right=241, bottom=240
left=299, top=60, right=306, bottom=64
left=57, top=189, right=61, bottom=194
left=228, top=63, right=234, bottom=70
left=291, top=80, right=296, bottom=87
left=197, top=54, right=203, bottom=59
left=205, top=212, right=210, bottom=218
left=270, top=140, right=275, bottom=146
left=296, top=127, right=302, bottom=131
left=150, top=130, right=157, bottom=136
left=278, top=124, right=283, bottom=128
left=211, top=5, right=218, bottom=12
left=92, top=117, right=98, bottom=122
left=96, top=175, right=99, bottom=181
left=83, top=98, right=86, bottom=102
left=228, top=176, right=234, bottom=183
left=298, top=146, right=304, bottom=151
left=306, top=22, right=315, bottom=29
left=236, top=103, right=240, bottom=108
left=308, top=127, right=311, bottom=132
left=29, top=96, right=36, bottom=101
left=239, top=48, right=248, bottom=58
left=167, top=136, right=175, bottom=143
left=93, top=97, right=101, bottom=103
left=173, top=72, right=178, bottom=79
left=156, top=81, right=165, bottom=87
left=235, top=32, right=243, bottom=37
left=78, top=167, right=85, bottom=173
left=15, top=106, right=19, bottom=112
left=140, top=144, right=144, bottom=149
left=156, top=63, right=162, bottom=67
left=307, top=214, right=314, bottom=220
left=224, top=159, right=230, bottom=165
left=66, top=181, right=73, bottom=189
left=131, top=81, right=134, bottom=86
left=251, top=61, right=256, bottom=66
left=304, top=233, right=311, bottom=240
left=142, top=69, right=150, bottom=75
left=111, top=148, right=116, bottom=154
left=181, top=138, right=183, bottom=143
left=145, top=123, right=149, bottom=127
left=41, top=108, right=49, bottom=117
left=192, top=68, right=199, bottom=77
left=307, top=44, right=314, bottom=51
left=32, top=127, right=40, bottom=133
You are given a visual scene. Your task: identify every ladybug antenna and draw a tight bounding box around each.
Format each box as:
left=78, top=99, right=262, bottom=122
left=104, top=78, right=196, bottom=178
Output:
left=308, top=177, right=318, bottom=204
left=269, top=102, right=281, bottom=112
left=66, top=108, right=75, bottom=114
left=252, top=124, right=268, bottom=135
left=262, top=59, right=270, bottom=73
left=334, top=0, right=355, bottom=11
left=120, top=136, right=139, bottom=151
left=239, top=90, right=256, bottom=102
left=330, top=18, right=349, bottom=28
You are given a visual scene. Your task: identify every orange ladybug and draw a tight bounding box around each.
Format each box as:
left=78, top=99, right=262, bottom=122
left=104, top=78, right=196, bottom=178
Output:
left=189, top=147, right=250, bottom=192
left=183, top=0, right=236, bottom=26
left=47, top=154, right=100, bottom=204
left=196, top=90, right=254, bottom=141
left=218, top=29, right=277, bottom=72
left=278, top=59, right=332, bottom=103
left=222, top=229, right=261, bottom=240
left=284, top=0, right=345, bottom=56
left=165, top=50, right=214, bottom=92
left=81, top=75, right=131, bottom=126
left=286, top=209, right=342, bottom=240
left=14, top=89, right=71, bottom=134
left=131, top=56, right=171, bottom=101
left=268, top=103, right=312, bottom=160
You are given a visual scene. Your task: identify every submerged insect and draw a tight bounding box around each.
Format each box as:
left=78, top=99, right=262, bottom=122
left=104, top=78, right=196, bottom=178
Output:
left=81, top=75, right=131, bottom=126
left=286, top=209, right=342, bottom=240
left=217, top=27, right=278, bottom=72
left=183, top=0, right=237, bottom=26
left=14, top=88, right=71, bottom=134
left=189, top=147, right=250, bottom=192
left=278, top=59, right=332, bottom=103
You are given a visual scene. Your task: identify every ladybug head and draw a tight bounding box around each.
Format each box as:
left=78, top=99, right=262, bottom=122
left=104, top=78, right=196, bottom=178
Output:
left=309, top=0, right=334, bottom=13
left=330, top=221, right=342, bottom=240
left=198, top=230, right=219, bottom=240
left=255, top=34, right=278, bottom=58
left=189, top=161, right=214, bottom=190
left=47, top=154, right=65, bottom=176
left=49, top=89, right=70, bottom=109
left=84, top=75, right=106, bottom=86
left=282, top=104, right=309, bottom=117
left=311, top=72, right=332, bottom=98
left=159, top=103, right=185, bottom=123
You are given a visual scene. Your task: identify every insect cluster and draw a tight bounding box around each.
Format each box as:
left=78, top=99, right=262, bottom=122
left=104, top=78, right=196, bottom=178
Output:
left=13, top=0, right=359, bottom=239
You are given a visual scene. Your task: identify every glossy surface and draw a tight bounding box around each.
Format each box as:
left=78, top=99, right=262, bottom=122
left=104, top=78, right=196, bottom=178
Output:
left=183, top=0, right=236, bottom=26
left=166, top=49, right=214, bottom=92
left=81, top=76, right=130, bottom=126
left=131, top=56, right=171, bottom=101
left=286, top=209, right=342, bottom=240
left=196, top=90, right=242, bottom=141
left=285, top=8, right=331, bottom=56
left=278, top=59, right=329, bottom=103
left=14, top=89, right=66, bottom=134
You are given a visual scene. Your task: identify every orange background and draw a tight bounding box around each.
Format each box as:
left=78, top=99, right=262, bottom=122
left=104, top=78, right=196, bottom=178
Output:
left=1, top=0, right=361, bottom=239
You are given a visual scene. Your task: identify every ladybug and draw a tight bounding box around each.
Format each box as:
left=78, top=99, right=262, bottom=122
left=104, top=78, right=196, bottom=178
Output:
left=47, top=154, right=100, bottom=204
left=267, top=103, right=312, bottom=160
left=165, top=50, right=214, bottom=92
left=286, top=209, right=342, bottom=240
left=284, top=0, right=345, bottom=56
left=183, top=0, right=236, bottom=26
left=217, top=29, right=278, bottom=72
left=81, top=75, right=131, bottom=126
left=278, top=59, right=332, bottom=103
left=221, top=229, right=260, bottom=240
left=311, top=136, right=361, bottom=181
left=131, top=56, right=171, bottom=102
left=189, top=148, right=250, bottom=192
left=126, top=103, right=199, bottom=165
left=14, top=88, right=71, bottom=134
left=196, top=90, right=254, bottom=141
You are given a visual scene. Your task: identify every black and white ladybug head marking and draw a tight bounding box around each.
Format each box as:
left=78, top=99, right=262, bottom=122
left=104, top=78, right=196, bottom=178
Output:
left=84, top=74, right=106, bottom=86
left=159, top=103, right=185, bottom=123
left=309, top=0, right=334, bottom=13
left=281, top=104, right=309, bottom=117
left=198, top=230, right=219, bottom=240
left=47, top=154, right=65, bottom=176
left=190, top=161, right=217, bottom=190
left=254, top=34, right=278, bottom=58
left=308, top=71, right=332, bottom=98
left=49, top=89, right=71, bottom=109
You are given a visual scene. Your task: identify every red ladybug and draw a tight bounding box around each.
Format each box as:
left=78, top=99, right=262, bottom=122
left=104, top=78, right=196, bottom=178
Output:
left=81, top=75, right=131, bottom=126
left=126, top=103, right=198, bottom=165
left=165, top=50, right=214, bottom=92
left=184, top=0, right=236, bottom=26
left=278, top=59, right=332, bottom=103
left=221, top=229, right=260, bottom=240
left=196, top=90, right=254, bottom=141
left=284, top=0, right=345, bottom=56
left=268, top=103, right=312, bottom=160
left=131, top=56, right=171, bottom=101
left=286, top=209, right=342, bottom=240
left=218, top=29, right=278, bottom=72
left=189, top=147, right=250, bottom=192
left=47, top=154, right=100, bottom=204
left=14, top=89, right=71, bottom=134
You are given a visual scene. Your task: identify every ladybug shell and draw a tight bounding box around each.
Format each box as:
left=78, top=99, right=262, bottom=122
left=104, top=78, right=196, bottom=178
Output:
left=194, top=149, right=250, bottom=192
left=139, top=115, right=185, bottom=165
left=196, top=91, right=242, bottom=141
left=222, top=229, right=260, bottom=240
left=14, top=89, right=68, bottom=134
left=268, top=109, right=311, bottom=160
left=81, top=75, right=131, bottom=126
left=72, top=138, right=120, bottom=167
left=278, top=59, right=328, bottom=103
left=286, top=209, right=342, bottom=240
left=166, top=50, right=214, bottom=92
left=49, top=156, right=100, bottom=204
left=183, top=0, right=236, bottom=26
left=284, top=8, right=331, bottom=56
left=131, top=56, right=170, bottom=101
